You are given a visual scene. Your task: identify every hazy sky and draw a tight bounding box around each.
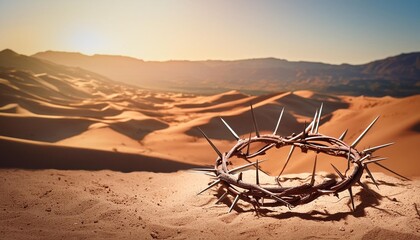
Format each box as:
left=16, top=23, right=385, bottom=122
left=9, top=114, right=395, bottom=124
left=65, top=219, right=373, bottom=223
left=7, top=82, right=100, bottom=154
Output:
left=0, top=0, right=419, bottom=64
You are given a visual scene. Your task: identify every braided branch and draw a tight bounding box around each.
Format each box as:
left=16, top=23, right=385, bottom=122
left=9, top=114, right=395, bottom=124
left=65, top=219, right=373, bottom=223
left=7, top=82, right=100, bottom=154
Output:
left=194, top=104, right=408, bottom=213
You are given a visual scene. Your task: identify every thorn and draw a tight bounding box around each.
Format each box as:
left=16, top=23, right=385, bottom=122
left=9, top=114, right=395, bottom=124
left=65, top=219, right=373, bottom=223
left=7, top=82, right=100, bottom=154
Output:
left=331, top=163, right=345, bottom=179
left=363, top=157, right=387, bottom=164
left=190, top=168, right=216, bottom=173
left=251, top=182, right=293, bottom=208
left=250, top=104, right=260, bottom=137
left=339, top=129, right=348, bottom=141
left=228, top=159, right=267, bottom=174
left=314, top=103, right=323, bottom=133
left=348, top=187, right=355, bottom=212
left=246, top=132, right=251, bottom=156
left=358, top=155, right=370, bottom=162
left=228, top=194, right=240, bottom=213
left=351, top=116, right=380, bottom=148
left=240, top=157, right=271, bottom=176
left=278, top=145, right=295, bottom=178
left=197, top=179, right=221, bottom=195
left=220, top=117, right=240, bottom=141
left=237, top=172, right=243, bottom=182
left=305, top=121, right=314, bottom=133
left=273, top=107, right=285, bottom=135
left=310, top=109, right=318, bottom=134
left=373, top=162, right=411, bottom=181
left=197, top=127, right=222, bottom=158
left=215, top=191, right=228, bottom=204
left=363, top=142, right=394, bottom=154
left=272, top=195, right=293, bottom=209
left=204, top=173, right=217, bottom=177
left=365, top=165, right=379, bottom=189
left=256, top=159, right=260, bottom=185
left=190, top=172, right=215, bottom=177
left=310, top=156, right=317, bottom=185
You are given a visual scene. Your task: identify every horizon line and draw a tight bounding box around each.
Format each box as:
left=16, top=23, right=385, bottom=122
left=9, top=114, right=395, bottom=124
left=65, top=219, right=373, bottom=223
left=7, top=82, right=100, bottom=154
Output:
left=3, top=48, right=420, bottom=66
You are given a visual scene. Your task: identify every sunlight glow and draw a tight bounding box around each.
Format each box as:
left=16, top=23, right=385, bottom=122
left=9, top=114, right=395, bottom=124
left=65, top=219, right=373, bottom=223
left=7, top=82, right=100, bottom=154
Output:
left=65, top=29, right=108, bottom=55
left=0, top=0, right=419, bottom=63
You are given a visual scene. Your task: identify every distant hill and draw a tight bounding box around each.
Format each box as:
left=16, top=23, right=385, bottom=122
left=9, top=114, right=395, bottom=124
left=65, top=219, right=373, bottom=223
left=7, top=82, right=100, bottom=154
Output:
left=0, top=49, right=113, bottom=83
left=29, top=50, right=420, bottom=96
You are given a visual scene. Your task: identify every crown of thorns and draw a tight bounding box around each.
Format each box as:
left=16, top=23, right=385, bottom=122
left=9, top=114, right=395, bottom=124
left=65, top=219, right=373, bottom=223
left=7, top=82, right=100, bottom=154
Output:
left=194, top=104, right=409, bottom=213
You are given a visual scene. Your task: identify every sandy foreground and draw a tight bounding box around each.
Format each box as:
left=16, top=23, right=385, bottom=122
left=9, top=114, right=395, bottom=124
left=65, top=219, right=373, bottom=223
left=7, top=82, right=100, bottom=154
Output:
left=0, top=169, right=419, bottom=240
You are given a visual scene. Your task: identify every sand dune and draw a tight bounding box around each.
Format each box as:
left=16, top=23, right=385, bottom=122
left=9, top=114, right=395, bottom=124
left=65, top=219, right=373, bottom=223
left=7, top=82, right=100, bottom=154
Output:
left=175, top=90, right=249, bottom=108
left=315, top=95, right=420, bottom=177
left=1, top=64, right=419, bottom=176
left=1, top=51, right=420, bottom=239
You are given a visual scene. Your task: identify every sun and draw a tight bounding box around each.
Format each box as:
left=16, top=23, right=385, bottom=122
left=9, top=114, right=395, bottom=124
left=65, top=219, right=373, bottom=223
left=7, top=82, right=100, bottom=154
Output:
left=64, top=28, right=109, bottom=55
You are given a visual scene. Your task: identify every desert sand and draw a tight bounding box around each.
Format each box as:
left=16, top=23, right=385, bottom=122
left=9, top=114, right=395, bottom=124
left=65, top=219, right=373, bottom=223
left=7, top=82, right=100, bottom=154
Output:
left=1, top=170, right=419, bottom=239
left=1, top=53, right=420, bottom=239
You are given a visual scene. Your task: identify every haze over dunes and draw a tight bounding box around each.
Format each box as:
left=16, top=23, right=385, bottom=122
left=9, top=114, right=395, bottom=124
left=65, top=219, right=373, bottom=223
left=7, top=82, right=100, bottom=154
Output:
left=1, top=49, right=419, bottom=239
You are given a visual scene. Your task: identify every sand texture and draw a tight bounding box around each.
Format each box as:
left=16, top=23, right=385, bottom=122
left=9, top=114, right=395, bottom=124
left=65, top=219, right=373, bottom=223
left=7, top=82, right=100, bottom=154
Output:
left=0, top=169, right=419, bottom=239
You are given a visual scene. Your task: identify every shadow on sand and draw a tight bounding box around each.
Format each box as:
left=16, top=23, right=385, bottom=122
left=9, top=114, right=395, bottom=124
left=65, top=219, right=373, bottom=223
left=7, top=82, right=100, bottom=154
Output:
left=211, top=180, right=405, bottom=221
left=0, top=136, right=198, bottom=173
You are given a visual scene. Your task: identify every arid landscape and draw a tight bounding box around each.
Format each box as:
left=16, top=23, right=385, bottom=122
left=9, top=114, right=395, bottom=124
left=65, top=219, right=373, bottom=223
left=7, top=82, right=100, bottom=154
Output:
left=0, top=49, right=419, bottom=239
left=33, top=50, right=420, bottom=97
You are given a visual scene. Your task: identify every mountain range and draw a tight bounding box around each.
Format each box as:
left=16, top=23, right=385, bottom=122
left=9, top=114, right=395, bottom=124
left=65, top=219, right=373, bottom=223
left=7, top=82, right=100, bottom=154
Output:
left=0, top=49, right=419, bottom=96
left=31, top=50, right=420, bottom=96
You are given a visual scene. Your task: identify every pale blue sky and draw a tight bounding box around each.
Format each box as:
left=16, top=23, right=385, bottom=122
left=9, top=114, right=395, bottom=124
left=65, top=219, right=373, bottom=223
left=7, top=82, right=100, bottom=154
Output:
left=0, top=0, right=419, bottom=64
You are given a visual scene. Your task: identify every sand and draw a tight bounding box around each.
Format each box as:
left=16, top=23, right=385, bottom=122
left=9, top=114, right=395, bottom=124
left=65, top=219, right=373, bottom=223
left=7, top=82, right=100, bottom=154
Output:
left=1, top=55, right=420, bottom=239
left=0, top=169, right=419, bottom=239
